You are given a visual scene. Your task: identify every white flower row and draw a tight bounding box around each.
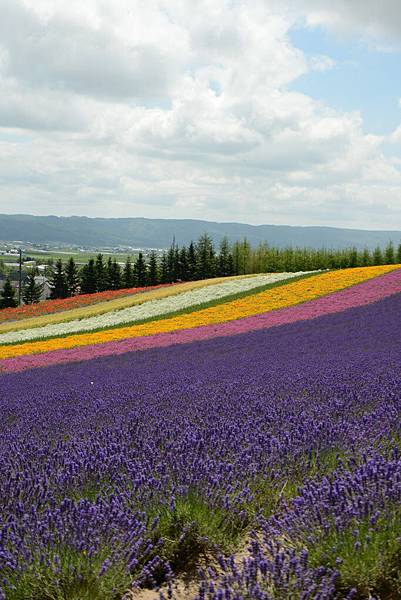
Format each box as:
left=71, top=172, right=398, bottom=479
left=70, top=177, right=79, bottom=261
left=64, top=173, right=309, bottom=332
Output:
left=0, top=272, right=312, bottom=344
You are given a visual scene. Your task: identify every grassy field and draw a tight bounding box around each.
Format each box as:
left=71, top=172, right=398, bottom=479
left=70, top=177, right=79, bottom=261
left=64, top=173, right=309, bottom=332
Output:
left=2, top=250, right=140, bottom=265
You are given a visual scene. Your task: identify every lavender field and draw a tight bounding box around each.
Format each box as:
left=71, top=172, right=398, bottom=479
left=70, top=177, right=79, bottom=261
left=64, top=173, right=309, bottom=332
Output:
left=1, top=294, right=400, bottom=599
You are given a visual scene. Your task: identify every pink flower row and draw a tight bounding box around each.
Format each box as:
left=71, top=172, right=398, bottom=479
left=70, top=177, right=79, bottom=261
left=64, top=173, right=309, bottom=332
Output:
left=2, top=268, right=401, bottom=373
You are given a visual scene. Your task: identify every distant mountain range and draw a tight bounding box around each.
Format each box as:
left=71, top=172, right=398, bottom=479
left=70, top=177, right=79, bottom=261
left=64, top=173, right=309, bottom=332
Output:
left=0, top=214, right=400, bottom=250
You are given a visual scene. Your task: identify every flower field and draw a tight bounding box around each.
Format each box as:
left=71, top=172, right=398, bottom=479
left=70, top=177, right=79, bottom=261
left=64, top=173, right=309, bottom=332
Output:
left=0, top=274, right=258, bottom=334
left=0, top=272, right=308, bottom=344
left=0, top=265, right=400, bottom=599
left=0, top=283, right=171, bottom=323
left=0, top=265, right=397, bottom=363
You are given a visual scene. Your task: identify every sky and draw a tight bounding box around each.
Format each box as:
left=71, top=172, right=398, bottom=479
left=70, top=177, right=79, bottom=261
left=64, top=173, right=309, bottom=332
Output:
left=0, top=0, right=401, bottom=229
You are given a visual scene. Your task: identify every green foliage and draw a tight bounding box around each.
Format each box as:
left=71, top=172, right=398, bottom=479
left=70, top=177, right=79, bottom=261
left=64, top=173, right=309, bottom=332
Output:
left=148, top=250, right=159, bottom=285
left=95, top=254, right=108, bottom=292
left=159, top=252, right=169, bottom=284
left=0, top=277, right=17, bottom=308
left=249, top=448, right=344, bottom=520
left=196, top=233, right=216, bottom=279
left=150, top=492, right=243, bottom=576
left=373, top=245, right=383, bottom=265
left=65, top=257, right=80, bottom=296
left=177, top=246, right=188, bottom=281
left=6, top=545, right=133, bottom=600
left=50, top=259, right=68, bottom=299
left=218, top=236, right=233, bottom=276
left=187, top=241, right=197, bottom=280
left=80, top=259, right=97, bottom=294
left=307, top=507, right=401, bottom=599
left=385, top=241, right=395, bottom=264
left=122, top=256, right=134, bottom=288
left=134, top=252, right=147, bottom=287
left=166, top=243, right=178, bottom=282
left=348, top=247, right=358, bottom=268
left=22, top=270, right=43, bottom=304
left=26, top=233, right=401, bottom=303
left=110, top=258, right=122, bottom=290
left=232, top=238, right=252, bottom=275
left=361, top=248, right=371, bottom=266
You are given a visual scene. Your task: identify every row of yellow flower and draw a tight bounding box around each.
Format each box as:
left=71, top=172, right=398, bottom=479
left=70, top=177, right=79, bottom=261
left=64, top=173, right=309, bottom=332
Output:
left=0, top=265, right=397, bottom=360
left=0, top=274, right=256, bottom=335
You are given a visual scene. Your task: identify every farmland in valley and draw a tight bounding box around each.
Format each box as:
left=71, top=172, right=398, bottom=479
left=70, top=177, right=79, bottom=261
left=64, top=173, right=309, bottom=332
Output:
left=0, top=265, right=400, bottom=599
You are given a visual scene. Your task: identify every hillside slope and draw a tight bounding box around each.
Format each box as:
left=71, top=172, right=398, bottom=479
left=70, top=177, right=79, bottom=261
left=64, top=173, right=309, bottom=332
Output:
left=1, top=213, right=401, bottom=249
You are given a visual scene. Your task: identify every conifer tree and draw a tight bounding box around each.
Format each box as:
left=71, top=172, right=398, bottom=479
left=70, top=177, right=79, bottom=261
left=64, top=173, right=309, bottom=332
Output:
left=283, top=247, right=295, bottom=271
left=65, top=257, right=80, bottom=296
left=241, top=238, right=252, bottom=273
left=326, top=251, right=338, bottom=270
left=23, top=270, right=43, bottom=304
left=106, top=257, right=114, bottom=289
left=339, top=250, right=349, bottom=269
left=109, top=258, right=122, bottom=289
left=361, top=248, right=371, bottom=266
left=232, top=241, right=241, bottom=275
left=372, top=245, right=383, bottom=265
left=123, top=257, right=134, bottom=288
left=50, top=259, right=68, bottom=299
left=0, top=277, right=17, bottom=308
left=159, top=253, right=169, bottom=284
left=95, top=254, right=108, bottom=292
left=134, top=252, right=147, bottom=286
left=148, top=251, right=159, bottom=286
left=227, top=253, right=235, bottom=277
left=252, top=242, right=266, bottom=273
left=167, top=243, right=178, bottom=282
left=177, top=247, right=189, bottom=281
left=187, top=242, right=197, bottom=280
left=218, top=237, right=232, bottom=276
left=348, top=247, right=358, bottom=268
left=384, top=241, right=395, bottom=264
left=196, top=233, right=216, bottom=279
left=174, top=246, right=181, bottom=279
left=233, top=240, right=254, bottom=274
left=80, top=259, right=97, bottom=294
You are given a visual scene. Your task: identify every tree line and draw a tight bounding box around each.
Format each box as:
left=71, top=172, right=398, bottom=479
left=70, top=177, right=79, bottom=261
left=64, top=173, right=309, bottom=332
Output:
left=1, top=235, right=401, bottom=307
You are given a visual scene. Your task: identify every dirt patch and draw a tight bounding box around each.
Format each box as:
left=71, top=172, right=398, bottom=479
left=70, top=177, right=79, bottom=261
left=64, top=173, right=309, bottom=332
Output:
left=124, top=579, right=198, bottom=600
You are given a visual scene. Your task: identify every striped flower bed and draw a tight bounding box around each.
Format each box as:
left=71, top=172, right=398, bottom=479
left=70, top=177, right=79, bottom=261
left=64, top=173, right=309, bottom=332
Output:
left=0, top=273, right=309, bottom=345
left=0, top=275, right=257, bottom=334
left=0, top=283, right=171, bottom=323
left=2, top=265, right=401, bottom=373
left=0, top=265, right=398, bottom=364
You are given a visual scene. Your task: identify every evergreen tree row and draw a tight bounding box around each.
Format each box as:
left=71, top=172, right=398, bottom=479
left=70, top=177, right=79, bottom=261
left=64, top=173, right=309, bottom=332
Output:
left=0, top=271, right=45, bottom=307
left=48, top=253, right=155, bottom=299
left=47, top=237, right=401, bottom=300
left=2, top=237, right=401, bottom=306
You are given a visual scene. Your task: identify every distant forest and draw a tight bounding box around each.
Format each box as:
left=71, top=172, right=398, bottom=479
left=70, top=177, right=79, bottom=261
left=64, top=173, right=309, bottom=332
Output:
left=2, top=234, right=399, bottom=307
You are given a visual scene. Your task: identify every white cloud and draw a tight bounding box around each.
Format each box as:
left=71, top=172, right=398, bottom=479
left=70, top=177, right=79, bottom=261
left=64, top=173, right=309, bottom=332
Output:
left=297, top=0, right=401, bottom=45
left=0, top=0, right=189, bottom=101
left=0, top=0, right=400, bottom=229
